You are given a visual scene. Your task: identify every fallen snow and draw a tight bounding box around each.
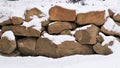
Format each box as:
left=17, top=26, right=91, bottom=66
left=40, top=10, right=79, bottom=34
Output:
left=1, top=31, right=15, bottom=40
left=21, top=15, right=48, bottom=31
left=103, top=17, right=120, bottom=34
left=71, top=25, right=91, bottom=35
left=42, top=33, right=75, bottom=45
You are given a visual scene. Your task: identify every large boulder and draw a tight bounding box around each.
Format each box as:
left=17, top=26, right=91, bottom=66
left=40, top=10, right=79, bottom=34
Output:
left=18, top=38, right=36, bottom=56
left=0, top=31, right=16, bottom=54
left=11, top=16, right=23, bottom=25
left=48, top=21, right=75, bottom=34
left=75, top=25, right=99, bottom=44
left=25, top=8, right=42, bottom=22
left=113, top=14, right=120, bottom=22
left=57, top=41, right=94, bottom=57
left=2, top=26, right=41, bottom=37
left=49, top=6, right=76, bottom=21
left=36, top=38, right=58, bottom=58
left=77, top=11, right=105, bottom=26
left=93, top=43, right=113, bottom=55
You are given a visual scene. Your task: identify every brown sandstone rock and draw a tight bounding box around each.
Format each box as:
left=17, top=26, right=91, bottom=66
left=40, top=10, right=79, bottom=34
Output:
left=77, top=11, right=105, bottom=26
left=49, top=6, right=76, bottom=21
left=36, top=38, right=58, bottom=58
left=2, top=26, right=41, bottom=37
left=0, top=19, right=12, bottom=25
left=0, top=50, right=20, bottom=57
left=11, top=16, right=23, bottom=25
left=48, top=21, right=74, bottom=34
left=113, top=14, right=120, bottom=22
left=75, top=25, right=99, bottom=44
left=25, top=8, right=42, bottom=22
left=93, top=43, right=113, bottom=55
left=41, top=20, right=50, bottom=27
left=60, top=30, right=72, bottom=36
left=97, top=35, right=104, bottom=43
left=18, top=38, right=36, bottom=56
left=0, top=37, right=16, bottom=54
left=108, top=9, right=114, bottom=18
left=57, top=41, right=94, bottom=57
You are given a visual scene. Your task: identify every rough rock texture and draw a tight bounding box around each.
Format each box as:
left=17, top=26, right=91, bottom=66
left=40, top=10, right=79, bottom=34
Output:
left=0, top=19, right=12, bottom=25
left=18, top=38, right=36, bottom=56
left=36, top=38, right=58, bottom=58
left=11, top=16, right=23, bottom=25
left=49, top=6, right=76, bottom=21
left=25, top=8, right=42, bottom=22
left=57, top=41, right=94, bottom=57
left=75, top=25, right=99, bottom=44
left=2, top=26, right=41, bottom=37
left=108, top=9, right=114, bottom=18
left=48, top=21, right=74, bottom=34
left=77, top=11, right=105, bottom=26
left=93, top=43, right=113, bottom=55
left=113, top=14, right=120, bottom=22
left=0, top=37, right=16, bottom=54
left=0, top=50, right=20, bottom=57
left=60, top=30, right=72, bottom=35
left=97, top=35, right=104, bottom=43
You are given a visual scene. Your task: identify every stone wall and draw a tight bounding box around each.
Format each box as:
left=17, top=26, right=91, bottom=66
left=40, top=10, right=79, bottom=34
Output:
left=0, top=5, right=119, bottom=58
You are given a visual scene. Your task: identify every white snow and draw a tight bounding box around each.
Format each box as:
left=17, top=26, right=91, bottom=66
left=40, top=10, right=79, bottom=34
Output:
left=0, top=0, right=120, bottom=68
left=21, top=15, right=48, bottom=31
left=1, top=31, right=15, bottom=40
left=103, top=17, right=120, bottom=34
left=71, top=25, right=91, bottom=35
left=42, top=33, right=75, bottom=45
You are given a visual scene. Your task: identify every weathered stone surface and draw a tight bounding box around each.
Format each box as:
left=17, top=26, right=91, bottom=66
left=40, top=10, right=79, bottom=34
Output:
left=77, top=11, right=105, bottom=26
left=93, top=43, right=113, bottom=55
left=48, top=21, right=74, bottom=34
left=113, top=14, right=120, bottom=22
left=2, top=26, right=41, bottom=37
left=25, top=8, right=42, bottom=22
left=56, top=41, right=94, bottom=57
left=0, top=50, right=20, bottom=57
left=108, top=9, right=114, bottom=18
left=75, top=25, right=99, bottom=44
left=60, top=30, right=72, bottom=36
left=0, top=37, right=16, bottom=54
left=11, top=16, right=23, bottom=25
left=49, top=6, right=76, bottom=21
left=0, top=19, right=12, bottom=25
left=36, top=38, right=58, bottom=58
left=97, top=35, right=104, bottom=43
left=41, top=20, right=49, bottom=27
left=18, top=38, right=36, bottom=56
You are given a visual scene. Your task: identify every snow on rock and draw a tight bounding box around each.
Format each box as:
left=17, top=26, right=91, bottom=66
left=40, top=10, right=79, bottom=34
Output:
left=21, top=15, right=47, bottom=31
left=0, top=7, right=11, bottom=23
left=1, top=31, right=15, bottom=40
left=103, top=17, right=120, bottom=34
left=99, top=32, right=120, bottom=54
left=71, top=25, right=91, bottom=35
left=42, top=33, right=76, bottom=45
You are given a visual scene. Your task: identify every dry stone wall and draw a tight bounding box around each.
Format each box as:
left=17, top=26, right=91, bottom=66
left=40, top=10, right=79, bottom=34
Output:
left=0, top=5, right=120, bottom=58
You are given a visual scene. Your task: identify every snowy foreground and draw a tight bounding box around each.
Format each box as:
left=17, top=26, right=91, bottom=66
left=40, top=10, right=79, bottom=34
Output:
left=0, top=0, right=120, bottom=68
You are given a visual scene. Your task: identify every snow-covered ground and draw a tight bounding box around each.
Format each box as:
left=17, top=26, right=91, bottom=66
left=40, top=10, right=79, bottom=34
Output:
left=0, top=0, right=120, bottom=68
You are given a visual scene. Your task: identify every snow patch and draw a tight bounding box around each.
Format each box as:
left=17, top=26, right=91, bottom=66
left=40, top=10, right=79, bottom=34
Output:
left=71, top=25, right=91, bottom=35
left=21, top=15, right=48, bottom=31
left=103, top=17, right=120, bottom=34
left=1, top=31, right=15, bottom=40
left=42, top=33, right=75, bottom=45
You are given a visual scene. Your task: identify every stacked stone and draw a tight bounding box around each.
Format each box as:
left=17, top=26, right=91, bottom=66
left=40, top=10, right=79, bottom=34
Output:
left=0, top=6, right=119, bottom=58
